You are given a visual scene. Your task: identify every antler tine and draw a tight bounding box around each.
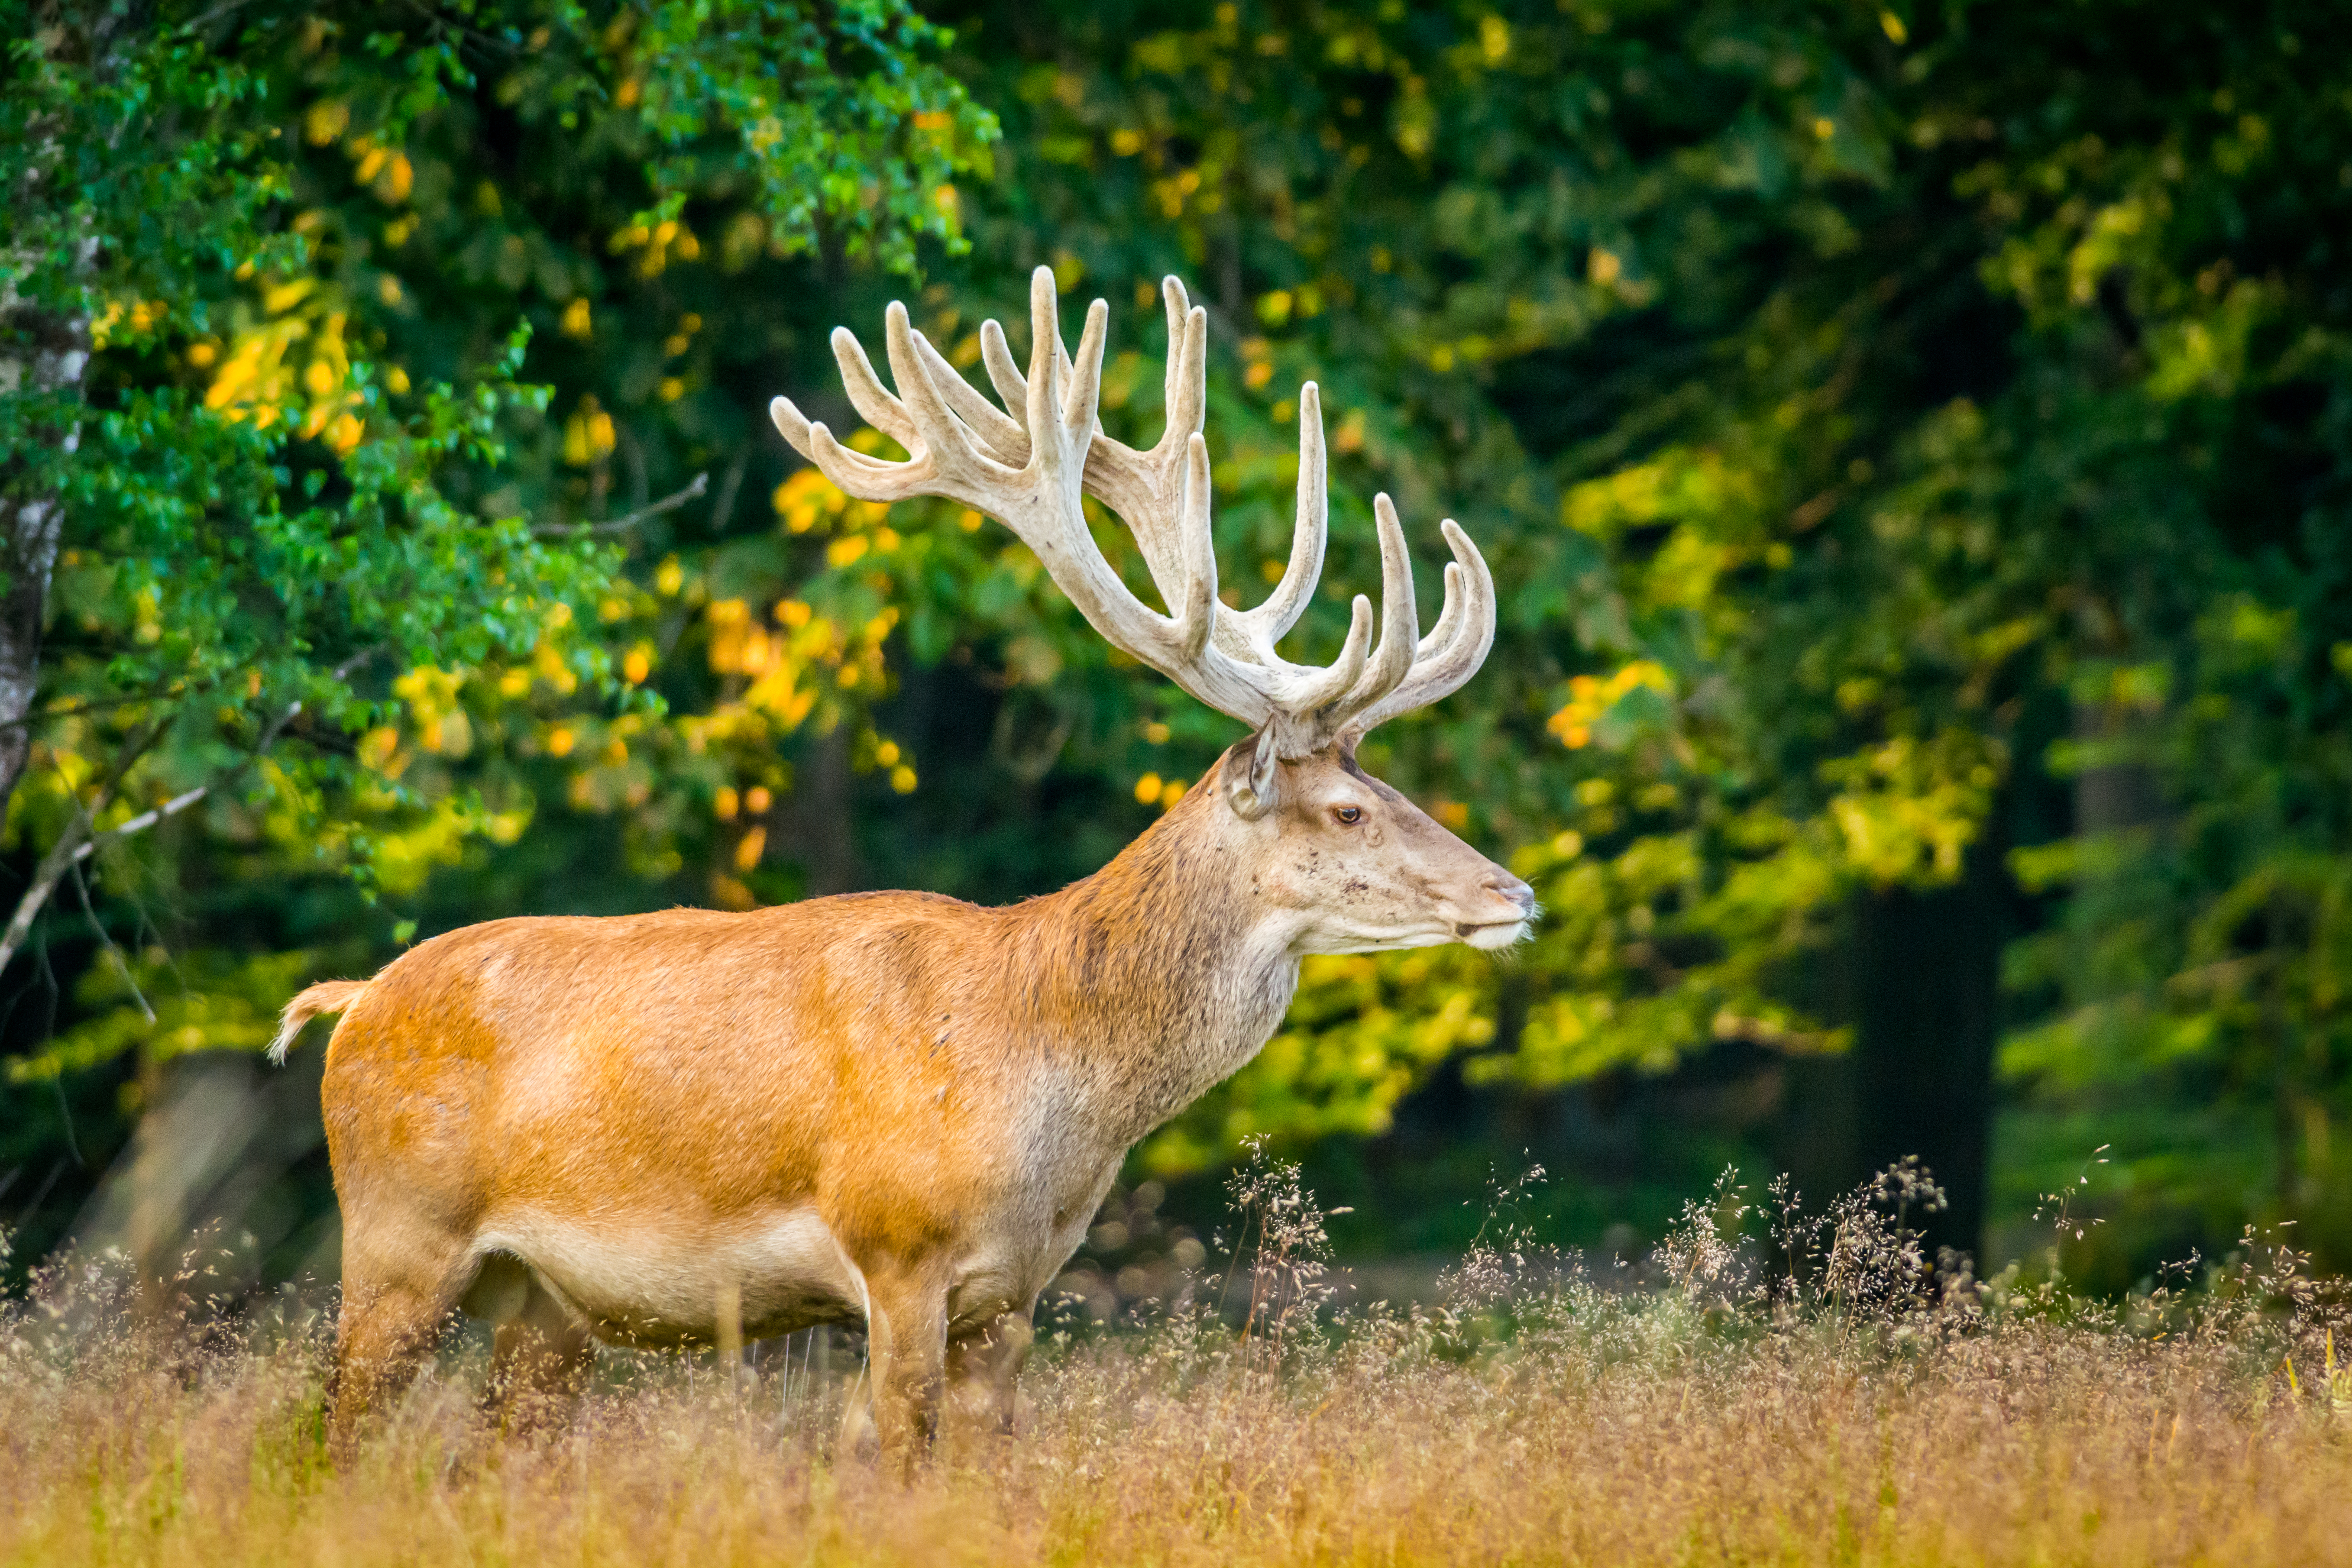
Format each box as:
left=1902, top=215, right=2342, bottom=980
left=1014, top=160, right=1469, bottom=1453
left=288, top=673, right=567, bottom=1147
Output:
left=767, top=398, right=923, bottom=500
left=1170, top=433, right=1219, bottom=664
left=978, top=315, right=1026, bottom=418
left=1065, top=298, right=1110, bottom=433
left=1311, top=494, right=1419, bottom=735
left=1023, top=266, right=1064, bottom=452
left=1338, top=517, right=1498, bottom=744
left=1160, top=276, right=1209, bottom=454
left=827, top=327, right=918, bottom=452
left=767, top=390, right=818, bottom=455
left=1223, top=380, right=1328, bottom=656
left=1421, top=561, right=1468, bottom=660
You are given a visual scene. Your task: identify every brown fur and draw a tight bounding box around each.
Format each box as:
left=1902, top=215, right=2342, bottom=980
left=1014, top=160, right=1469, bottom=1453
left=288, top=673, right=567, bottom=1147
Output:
left=285, top=743, right=1533, bottom=1473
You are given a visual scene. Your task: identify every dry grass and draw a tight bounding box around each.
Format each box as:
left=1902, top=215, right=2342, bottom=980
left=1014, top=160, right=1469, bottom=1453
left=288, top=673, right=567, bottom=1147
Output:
left=6, top=1171, right=2352, bottom=1568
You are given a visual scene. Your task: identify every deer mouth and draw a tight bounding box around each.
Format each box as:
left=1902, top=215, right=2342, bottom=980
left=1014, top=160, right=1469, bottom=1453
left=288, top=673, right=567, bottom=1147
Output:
left=1456, top=918, right=1532, bottom=950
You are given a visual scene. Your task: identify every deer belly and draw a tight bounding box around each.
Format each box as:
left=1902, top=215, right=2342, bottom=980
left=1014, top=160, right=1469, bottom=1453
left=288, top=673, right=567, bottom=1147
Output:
left=476, top=1208, right=866, bottom=1345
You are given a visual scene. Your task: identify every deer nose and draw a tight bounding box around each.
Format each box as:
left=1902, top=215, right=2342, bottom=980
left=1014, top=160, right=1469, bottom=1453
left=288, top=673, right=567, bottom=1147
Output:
left=1485, top=871, right=1536, bottom=916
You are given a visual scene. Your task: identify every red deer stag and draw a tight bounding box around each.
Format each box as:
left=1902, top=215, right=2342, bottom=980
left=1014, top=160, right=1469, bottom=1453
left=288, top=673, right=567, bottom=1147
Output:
left=275, top=268, right=1533, bottom=1471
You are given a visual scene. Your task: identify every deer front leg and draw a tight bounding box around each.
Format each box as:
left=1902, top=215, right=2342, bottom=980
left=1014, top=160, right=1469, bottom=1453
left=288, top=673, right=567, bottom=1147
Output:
left=860, top=1270, right=948, bottom=1481
left=945, top=1306, right=1036, bottom=1438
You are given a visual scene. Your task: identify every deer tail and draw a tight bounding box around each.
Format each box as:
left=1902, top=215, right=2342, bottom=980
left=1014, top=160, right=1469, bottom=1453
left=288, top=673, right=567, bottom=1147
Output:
left=270, top=979, right=371, bottom=1066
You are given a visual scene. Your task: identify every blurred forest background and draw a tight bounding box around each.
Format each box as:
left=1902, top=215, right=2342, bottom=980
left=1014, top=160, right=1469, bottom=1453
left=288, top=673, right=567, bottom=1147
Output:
left=3, top=0, right=2349, bottom=1309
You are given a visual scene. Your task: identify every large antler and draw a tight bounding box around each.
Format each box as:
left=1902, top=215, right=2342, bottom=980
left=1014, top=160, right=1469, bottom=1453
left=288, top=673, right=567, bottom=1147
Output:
left=767, top=267, right=1495, bottom=758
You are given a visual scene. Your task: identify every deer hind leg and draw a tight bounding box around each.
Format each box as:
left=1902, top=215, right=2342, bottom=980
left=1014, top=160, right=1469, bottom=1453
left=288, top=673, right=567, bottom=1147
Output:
left=859, top=1270, right=949, bottom=1482
left=482, top=1261, right=594, bottom=1422
left=944, top=1306, right=1037, bottom=1439
left=329, top=1230, right=470, bottom=1466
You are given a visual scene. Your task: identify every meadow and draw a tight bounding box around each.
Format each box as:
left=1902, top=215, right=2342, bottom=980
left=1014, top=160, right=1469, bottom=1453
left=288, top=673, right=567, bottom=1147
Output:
left=5, top=1165, right=2349, bottom=1568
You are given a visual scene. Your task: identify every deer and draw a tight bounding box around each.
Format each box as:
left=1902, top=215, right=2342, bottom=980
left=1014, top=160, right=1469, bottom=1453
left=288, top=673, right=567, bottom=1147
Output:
left=273, top=268, right=1534, bottom=1474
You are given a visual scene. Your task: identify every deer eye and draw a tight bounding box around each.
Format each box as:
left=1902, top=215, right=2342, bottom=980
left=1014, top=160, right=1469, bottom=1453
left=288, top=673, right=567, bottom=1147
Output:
left=1333, top=805, right=1364, bottom=826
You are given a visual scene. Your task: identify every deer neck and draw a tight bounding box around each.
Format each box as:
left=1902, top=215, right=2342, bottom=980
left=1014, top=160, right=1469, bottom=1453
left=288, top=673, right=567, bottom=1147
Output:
left=1008, top=776, right=1297, bottom=1151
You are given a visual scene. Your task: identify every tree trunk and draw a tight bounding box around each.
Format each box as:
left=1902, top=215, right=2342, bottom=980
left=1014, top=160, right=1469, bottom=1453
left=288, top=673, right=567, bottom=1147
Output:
left=0, top=482, right=70, bottom=818
left=1850, top=831, right=2006, bottom=1264
left=0, top=8, right=120, bottom=823
left=783, top=727, right=862, bottom=896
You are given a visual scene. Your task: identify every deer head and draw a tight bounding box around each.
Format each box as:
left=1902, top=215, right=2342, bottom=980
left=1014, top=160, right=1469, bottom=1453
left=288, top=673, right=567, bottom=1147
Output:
left=770, top=268, right=1533, bottom=953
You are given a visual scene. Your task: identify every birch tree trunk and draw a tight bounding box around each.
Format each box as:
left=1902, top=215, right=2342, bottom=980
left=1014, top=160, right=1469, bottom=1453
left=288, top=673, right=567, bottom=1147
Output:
left=0, top=327, right=84, bottom=821
left=0, top=5, right=122, bottom=824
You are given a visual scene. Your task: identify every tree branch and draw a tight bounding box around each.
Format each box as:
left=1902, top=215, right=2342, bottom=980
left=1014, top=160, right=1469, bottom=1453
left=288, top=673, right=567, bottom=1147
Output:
left=71, top=785, right=208, bottom=865
left=709, top=448, right=748, bottom=537
left=69, top=859, right=152, bottom=1023
left=0, top=714, right=169, bottom=977
left=533, top=472, right=707, bottom=538
left=179, top=0, right=270, bottom=33
left=0, top=698, right=303, bottom=979
left=0, top=685, right=208, bottom=735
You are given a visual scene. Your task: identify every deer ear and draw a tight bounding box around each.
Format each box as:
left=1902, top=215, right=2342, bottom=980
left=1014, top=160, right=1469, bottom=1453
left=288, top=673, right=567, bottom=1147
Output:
left=1226, top=727, right=1281, bottom=820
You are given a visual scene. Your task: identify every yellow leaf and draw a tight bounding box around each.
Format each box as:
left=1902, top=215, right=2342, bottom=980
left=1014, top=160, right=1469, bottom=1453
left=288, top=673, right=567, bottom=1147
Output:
left=734, top=825, right=767, bottom=871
